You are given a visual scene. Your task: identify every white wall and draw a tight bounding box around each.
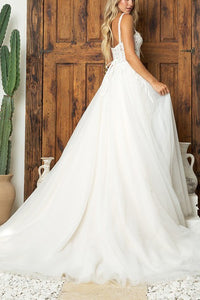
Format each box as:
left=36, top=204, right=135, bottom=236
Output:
left=0, top=1, right=27, bottom=214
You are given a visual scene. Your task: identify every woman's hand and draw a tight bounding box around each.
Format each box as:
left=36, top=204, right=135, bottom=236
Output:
left=151, top=79, right=170, bottom=96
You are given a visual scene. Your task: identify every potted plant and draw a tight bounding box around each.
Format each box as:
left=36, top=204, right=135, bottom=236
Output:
left=0, top=4, right=21, bottom=224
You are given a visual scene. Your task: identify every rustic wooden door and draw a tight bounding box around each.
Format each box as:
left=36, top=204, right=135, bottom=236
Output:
left=42, top=0, right=107, bottom=160
left=25, top=0, right=200, bottom=201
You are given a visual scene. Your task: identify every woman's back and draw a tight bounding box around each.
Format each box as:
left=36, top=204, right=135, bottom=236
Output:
left=111, top=13, right=136, bottom=48
left=111, top=13, right=122, bottom=48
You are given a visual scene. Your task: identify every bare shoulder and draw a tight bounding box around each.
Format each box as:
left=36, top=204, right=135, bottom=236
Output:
left=120, top=14, right=135, bottom=54
left=121, top=14, right=134, bottom=28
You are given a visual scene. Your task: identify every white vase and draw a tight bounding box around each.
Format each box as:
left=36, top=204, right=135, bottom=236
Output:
left=179, top=142, right=198, bottom=195
left=37, top=157, right=54, bottom=187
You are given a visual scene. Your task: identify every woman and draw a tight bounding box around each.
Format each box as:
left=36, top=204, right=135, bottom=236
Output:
left=102, top=0, right=169, bottom=96
left=0, top=0, right=200, bottom=287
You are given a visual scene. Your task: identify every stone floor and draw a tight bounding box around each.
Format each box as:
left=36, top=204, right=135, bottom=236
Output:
left=1, top=270, right=200, bottom=299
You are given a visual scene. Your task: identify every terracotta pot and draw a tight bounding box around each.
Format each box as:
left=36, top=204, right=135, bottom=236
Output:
left=0, top=174, right=16, bottom=225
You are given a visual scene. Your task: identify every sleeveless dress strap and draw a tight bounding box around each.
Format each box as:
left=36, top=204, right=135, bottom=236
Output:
left=118, top=12, right=126, bottom=43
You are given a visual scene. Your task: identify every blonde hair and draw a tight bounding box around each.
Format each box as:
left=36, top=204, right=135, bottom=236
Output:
left=101, top=0, right=140, bottom=65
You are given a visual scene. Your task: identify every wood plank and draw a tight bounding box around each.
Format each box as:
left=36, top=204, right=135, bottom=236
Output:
left=41, top=42, right=178, bottom=64
left=25, top=0, right=43, bottom=200
left=147, top=0, right=160, bottom=42
left=86, top=63, right=104, bottom=106
left=161, top=0, right=178, bottom=42
left=177, top=0, right=192, bottom=142
left=42, top=56, right=56, bottom=158
left=87, top=0, right=101, bottom=41
left=57, top=0, right=73, bottom=42
left=44, top=0, right=56, bottom=50
left=59, top=281, right=147, bottom=300
left=56, top=64, right=74, bottom=160
left=74, top=0, right=87, bottom=43
left=73, top=64, right=87, bottom=127
left=192, top=0, right=200, bottom=204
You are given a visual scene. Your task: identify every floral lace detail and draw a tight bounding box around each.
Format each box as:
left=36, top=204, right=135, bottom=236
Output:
left=111, top=42, right=126, bottom=64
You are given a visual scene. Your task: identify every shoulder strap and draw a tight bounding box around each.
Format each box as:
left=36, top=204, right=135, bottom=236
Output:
left=118, top=12, right=126, bottom=43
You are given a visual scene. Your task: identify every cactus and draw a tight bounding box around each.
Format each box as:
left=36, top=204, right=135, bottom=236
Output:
left=1, top=46, right=9, bottom=91
left=0, top=4, right=11, bottom=48
left=0, top=4, right=20, bottom=175
left=1, top=30, right=20, bottom=96
left=0, top=96, right=13, bottom=174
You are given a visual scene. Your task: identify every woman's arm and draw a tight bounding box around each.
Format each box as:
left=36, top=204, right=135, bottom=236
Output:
left=121, top=14, right=169, bottom=95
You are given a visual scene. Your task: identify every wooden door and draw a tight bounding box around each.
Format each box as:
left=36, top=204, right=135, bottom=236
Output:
left=42, top=0, right=107, bottom=160
left=25, top=0, right=200, bottom=202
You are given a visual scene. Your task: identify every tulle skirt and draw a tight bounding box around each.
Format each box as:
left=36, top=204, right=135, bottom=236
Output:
left=0, top=59, right=200, bottom=286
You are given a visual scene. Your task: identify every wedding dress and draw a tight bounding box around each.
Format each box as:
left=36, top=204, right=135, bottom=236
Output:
left=0, top=12, right=200, bottom=287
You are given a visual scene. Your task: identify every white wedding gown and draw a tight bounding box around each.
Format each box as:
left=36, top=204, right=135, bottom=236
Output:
left=0, top=12, right=200, bottom=286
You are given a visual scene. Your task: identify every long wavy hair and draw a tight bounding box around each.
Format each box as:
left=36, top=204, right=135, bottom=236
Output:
left=101, top=0, right=140, bottom=65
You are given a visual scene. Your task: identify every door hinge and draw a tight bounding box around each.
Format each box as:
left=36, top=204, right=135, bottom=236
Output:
left=180, top=47, right=195, bottom=54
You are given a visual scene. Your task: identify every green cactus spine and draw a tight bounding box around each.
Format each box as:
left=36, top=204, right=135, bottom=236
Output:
left=0, top=4, right=11, bottom=48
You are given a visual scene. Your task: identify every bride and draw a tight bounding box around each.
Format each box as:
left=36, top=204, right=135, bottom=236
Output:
left=0, top=0, right=200, bottom=287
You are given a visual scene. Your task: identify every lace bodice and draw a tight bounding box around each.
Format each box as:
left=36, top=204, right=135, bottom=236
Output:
left=111, top=12, right=143, bottom=63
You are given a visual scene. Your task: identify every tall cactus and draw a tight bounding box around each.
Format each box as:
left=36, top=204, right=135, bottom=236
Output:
left=0, top=96, right=13, bottom=174
left=0, top=4, right=11, bottom=48
left=0, top=4, right=20, bottom=175
left=1, top=30, right=20, bottom=96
